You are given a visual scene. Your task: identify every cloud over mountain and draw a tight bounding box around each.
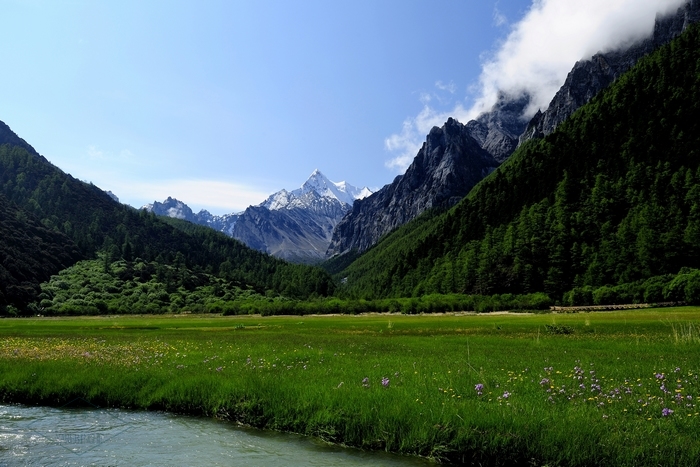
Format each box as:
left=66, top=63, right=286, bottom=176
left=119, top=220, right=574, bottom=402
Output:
left=385, top=0, right=687, bottom=173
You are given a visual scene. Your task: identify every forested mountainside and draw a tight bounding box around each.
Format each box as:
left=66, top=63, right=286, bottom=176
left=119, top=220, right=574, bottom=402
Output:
left=334, top=24, right=700, bottom=301
left=328, top=0, right=700, bottom=259
left=0, top=194, right=83, bottom=311
left=0, top=132, right=334, bottom=313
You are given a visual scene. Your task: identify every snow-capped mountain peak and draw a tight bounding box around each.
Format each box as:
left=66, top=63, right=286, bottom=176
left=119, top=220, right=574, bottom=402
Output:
left=260, top=169, right=372, bottom=210
left=259, top=189, right=293, bottom=210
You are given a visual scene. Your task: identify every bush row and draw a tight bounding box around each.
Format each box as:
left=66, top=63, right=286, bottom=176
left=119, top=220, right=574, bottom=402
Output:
left=222, top=292, right=553, bottom=316
left=562, top=268, right=700, bottom=306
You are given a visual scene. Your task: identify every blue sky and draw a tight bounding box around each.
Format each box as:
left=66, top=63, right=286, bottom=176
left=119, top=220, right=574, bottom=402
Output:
left=0, top=0, right=683, bottom=214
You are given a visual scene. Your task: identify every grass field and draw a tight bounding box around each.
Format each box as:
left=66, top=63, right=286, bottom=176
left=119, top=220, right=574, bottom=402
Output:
left=1, top=309, right=700, bottom=465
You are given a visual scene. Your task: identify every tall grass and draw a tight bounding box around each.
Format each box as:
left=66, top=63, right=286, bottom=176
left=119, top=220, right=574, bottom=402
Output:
left=671, top=321, right=700, bottom=344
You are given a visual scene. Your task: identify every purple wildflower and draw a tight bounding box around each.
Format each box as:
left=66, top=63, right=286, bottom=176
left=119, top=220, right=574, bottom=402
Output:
left=381, top=377, right=390, bottom=388
left=540, top=378, right=550, bottom=386
left=662, top=408, right=674, bottom=417
left=475, top=383, right=484, bottom=395
left=502, top=391, right=511, bottom=399
left=655, top=373, right=664, bottom=380
left=362, top=377, right=370, bottom=388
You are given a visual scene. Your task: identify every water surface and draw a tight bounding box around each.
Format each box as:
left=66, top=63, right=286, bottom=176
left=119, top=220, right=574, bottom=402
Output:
left=0, top=404, right=429, bottom=466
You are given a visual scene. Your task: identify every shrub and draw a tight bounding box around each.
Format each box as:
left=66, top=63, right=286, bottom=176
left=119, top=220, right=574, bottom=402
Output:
left=684, top=271, right=700, bottom=305
left=593, top=286, right=619, bottom=305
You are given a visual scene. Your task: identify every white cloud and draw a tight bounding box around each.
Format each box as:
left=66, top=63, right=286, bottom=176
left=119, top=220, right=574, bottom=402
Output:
left=435, top=80, right=457, bottom=94
left=119, top=149, right=134, bottom=159
left=384, top=119, right=422, bottom=171
left=69, top=146, right=271, bottom=214
left=87, top=145, right=105, bottom=160
left=493, top=6, right=507, bottom=27
left=385, top=0, right=688, bottom=173
left=470, top=0, right=687, bottom=118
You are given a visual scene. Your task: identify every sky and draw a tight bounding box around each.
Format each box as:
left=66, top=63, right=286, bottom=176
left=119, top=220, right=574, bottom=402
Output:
left=0, top=0, right=686, bottom=215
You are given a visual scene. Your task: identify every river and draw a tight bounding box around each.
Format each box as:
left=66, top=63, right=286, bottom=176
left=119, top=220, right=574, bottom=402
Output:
left=0, top=403, right=430, bottom=466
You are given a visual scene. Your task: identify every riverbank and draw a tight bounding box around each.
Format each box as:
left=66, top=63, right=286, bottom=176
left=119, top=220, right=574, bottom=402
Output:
left=1, top=309, right=700, bottom=465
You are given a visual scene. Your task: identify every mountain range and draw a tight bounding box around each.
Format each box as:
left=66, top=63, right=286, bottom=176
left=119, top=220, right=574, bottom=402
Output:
left=143, top=170, right=371, bottom=263
left=139, top=1, right=700, bottom=264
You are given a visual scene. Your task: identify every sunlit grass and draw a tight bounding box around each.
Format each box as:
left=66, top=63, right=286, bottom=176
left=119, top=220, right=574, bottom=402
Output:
left=1, top=308, right=700, bottom=464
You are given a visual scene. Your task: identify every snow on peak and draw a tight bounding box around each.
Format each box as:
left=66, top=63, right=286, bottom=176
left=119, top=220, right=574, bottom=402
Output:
left=259, top=169, right=372, bottom=211
left=259, top=170, right=372, bottom=210
left=300, top=169, right=371, bottom=205
left=259, top=189, right=293, bottom=210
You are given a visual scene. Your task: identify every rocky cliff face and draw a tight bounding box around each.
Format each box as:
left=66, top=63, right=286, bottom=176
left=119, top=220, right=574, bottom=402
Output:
left=519, top=0, right=700, bottom=144
left=231, top=193, right=349, bottom=263
left=468, top=93, right=531, bottom=163
left=326, top=104, right=530, bottom=256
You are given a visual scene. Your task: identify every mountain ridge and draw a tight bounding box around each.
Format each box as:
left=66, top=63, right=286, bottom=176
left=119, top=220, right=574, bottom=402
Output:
left=144, top=170, right=371, bottom=263
left=326, top=94, right=529, bottom=257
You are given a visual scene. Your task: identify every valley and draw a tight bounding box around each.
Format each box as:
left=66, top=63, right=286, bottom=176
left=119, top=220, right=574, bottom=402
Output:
left=1, top=1, right=700, bottom=464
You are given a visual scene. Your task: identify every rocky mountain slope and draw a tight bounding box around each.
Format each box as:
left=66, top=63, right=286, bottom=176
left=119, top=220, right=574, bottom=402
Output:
left=326, top=95, right=529, bottom=257
left=327, top=0, right=700, bottom=259
left=145, top=170, right=371, bottom=263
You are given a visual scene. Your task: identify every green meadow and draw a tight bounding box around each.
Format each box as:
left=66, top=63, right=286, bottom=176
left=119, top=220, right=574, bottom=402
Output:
left=2, top=309, right=700, bottom=465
